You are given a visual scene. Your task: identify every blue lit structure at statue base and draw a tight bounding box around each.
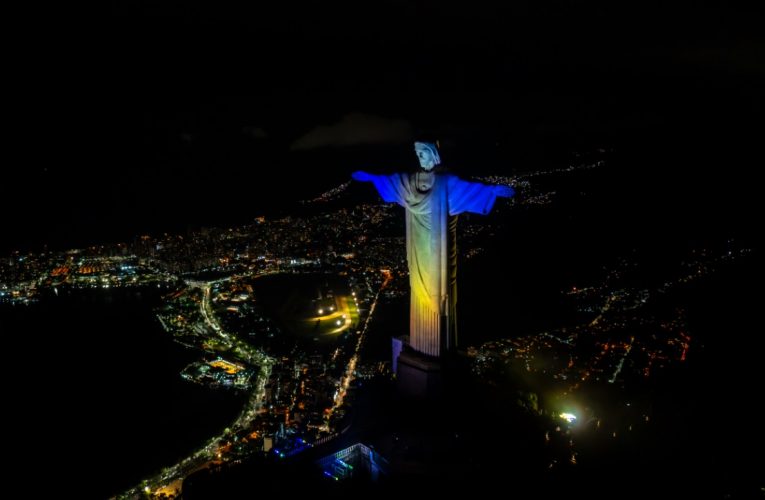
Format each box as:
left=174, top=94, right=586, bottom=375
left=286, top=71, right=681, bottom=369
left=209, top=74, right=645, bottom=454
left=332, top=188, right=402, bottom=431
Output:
left=316, top=443, right=389, bottom=483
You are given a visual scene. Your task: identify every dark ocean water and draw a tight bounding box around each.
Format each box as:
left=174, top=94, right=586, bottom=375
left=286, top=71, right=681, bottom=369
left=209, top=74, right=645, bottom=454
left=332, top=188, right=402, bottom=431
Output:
left=3, top=289, right=245, bottom=498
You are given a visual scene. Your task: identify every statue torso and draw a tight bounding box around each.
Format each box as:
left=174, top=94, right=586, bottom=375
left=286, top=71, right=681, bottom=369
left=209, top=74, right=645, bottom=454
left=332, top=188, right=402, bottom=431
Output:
left=415, top=170, right=435, bottom=193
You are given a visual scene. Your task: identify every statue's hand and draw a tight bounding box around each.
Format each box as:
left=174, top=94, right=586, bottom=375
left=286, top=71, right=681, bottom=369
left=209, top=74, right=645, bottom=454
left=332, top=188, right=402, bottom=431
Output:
left=352, top=171, right=373, bottom=182
left=494, top=185, right=515, bottom=198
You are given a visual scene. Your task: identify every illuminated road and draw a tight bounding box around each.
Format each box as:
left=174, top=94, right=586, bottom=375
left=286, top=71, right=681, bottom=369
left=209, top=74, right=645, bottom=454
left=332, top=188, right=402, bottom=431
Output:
left=326, top=271, right=391, bottom=425
left=118, top=270, right=380, bottom=499
left=608, top=336, right=634, bottom=384
left=117, top=274, right=274, bottom=499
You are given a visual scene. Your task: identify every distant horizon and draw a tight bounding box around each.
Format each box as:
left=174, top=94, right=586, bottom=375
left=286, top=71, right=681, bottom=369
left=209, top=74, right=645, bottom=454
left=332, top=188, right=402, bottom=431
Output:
left=5, top=133, right=757, bottom=256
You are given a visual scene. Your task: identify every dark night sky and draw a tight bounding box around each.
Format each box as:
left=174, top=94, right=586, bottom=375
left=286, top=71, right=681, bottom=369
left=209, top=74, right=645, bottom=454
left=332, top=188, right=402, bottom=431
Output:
left=6, top=1, right=763, bottom=252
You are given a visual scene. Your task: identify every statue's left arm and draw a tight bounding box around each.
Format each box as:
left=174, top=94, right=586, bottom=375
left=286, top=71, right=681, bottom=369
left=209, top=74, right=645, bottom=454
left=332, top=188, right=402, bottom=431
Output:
left=447, top=175, right=515, bottom=216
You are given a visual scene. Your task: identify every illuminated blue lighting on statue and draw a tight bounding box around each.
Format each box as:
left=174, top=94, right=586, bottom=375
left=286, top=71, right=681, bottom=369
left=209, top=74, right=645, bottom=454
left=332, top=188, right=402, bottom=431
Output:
left=353, top=141, right=514, bottom=357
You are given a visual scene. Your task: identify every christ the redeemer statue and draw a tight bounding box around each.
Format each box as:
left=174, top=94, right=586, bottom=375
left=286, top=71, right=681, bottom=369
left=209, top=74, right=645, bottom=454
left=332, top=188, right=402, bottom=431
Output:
left=353, top=141, right=514, bottom=358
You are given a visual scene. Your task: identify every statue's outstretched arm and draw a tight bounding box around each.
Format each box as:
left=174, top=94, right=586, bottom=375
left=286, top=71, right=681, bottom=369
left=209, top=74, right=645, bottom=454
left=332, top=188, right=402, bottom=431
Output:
left=493, top=185, right=515, bottom=198
left=448, top=176, right=514, bottom=215
left=352, top=171, right=408, bottom=205
left=352, top=171, right=373, bottom=182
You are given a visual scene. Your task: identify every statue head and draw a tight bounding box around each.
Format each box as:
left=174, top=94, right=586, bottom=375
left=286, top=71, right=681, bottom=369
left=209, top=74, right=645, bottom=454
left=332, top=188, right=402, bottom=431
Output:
left=414, top=141, right=441, bottom=171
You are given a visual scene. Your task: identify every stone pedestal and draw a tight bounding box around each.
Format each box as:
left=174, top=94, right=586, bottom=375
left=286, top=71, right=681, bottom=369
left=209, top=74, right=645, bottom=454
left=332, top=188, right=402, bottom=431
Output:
left=396, top=348, right=442, bottom=399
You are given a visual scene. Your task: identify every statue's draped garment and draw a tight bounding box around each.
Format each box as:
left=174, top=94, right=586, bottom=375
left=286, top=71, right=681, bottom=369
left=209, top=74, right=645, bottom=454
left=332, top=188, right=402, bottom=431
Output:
left=366, top=172, right=502, bottom=357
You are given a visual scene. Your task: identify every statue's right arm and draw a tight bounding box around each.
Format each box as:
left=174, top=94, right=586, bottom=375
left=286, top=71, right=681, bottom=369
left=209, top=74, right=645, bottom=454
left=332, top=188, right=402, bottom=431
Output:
left=351, top=171, right=407, bottom=205
left=352, top=171, right=373, bottom=182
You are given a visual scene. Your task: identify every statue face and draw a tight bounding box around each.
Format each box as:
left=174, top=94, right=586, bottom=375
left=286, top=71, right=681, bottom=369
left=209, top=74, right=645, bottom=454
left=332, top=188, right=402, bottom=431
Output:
left=414, top=143, right=439, bottom=171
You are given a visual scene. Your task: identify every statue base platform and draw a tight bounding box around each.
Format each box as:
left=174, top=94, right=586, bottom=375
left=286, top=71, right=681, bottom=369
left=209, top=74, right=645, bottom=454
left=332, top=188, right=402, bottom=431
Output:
left=396, top=348, right=442, bottom=399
